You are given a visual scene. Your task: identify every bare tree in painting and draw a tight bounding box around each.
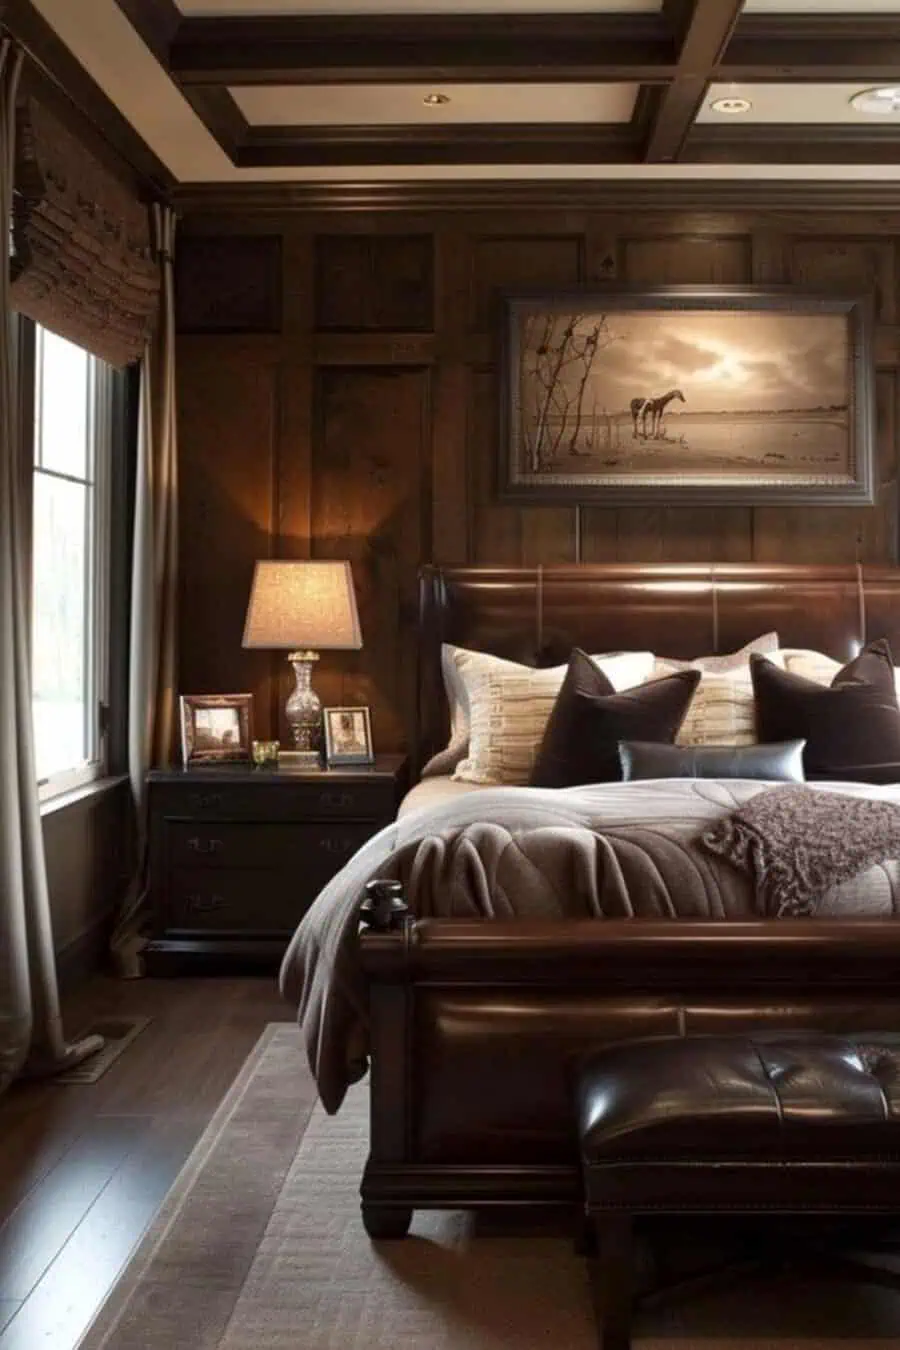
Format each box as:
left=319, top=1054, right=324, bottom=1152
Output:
left=522, top=314, right=612, bottom=471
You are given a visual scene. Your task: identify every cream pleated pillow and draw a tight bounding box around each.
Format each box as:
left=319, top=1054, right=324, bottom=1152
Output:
left=450, top=647, right=655, bottom=785
left=674, top=668, right=759, bottom=747
left=655, top=633, right=782, bottom=747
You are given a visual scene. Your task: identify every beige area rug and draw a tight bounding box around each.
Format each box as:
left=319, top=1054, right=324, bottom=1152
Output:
left=79, top=1023, right=900, bottom=1350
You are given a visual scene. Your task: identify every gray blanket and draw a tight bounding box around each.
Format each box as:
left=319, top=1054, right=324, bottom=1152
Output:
left=279, top=779, right=900, bottom=1112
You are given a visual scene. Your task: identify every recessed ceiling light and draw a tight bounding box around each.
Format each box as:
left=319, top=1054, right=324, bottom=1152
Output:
left=423, top=92, right=450, bottom=107
left=709, top=96, right=752, bottom=115
left=851, top=86, right=900, bottom=115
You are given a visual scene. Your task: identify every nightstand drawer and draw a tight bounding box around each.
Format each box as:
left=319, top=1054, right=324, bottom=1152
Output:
left=169, top=871, right=306, bottom=933
left=155, top=780, right=391, bottom=822
left=167, top=820, right=375, bottom=870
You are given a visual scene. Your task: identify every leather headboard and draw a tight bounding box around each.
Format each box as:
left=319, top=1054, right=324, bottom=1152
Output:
left=416, top=563, right=900, bottom=775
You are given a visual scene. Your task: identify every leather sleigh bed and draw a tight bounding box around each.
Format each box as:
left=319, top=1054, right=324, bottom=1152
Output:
left=305, top=564, right=900, bottom=1238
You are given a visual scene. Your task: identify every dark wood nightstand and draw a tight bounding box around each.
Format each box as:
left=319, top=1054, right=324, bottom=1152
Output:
left=144, top=754, right=408, bottom=973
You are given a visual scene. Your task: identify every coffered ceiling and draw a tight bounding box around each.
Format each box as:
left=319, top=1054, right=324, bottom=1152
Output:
left=7, top=0, right=900, bottom=195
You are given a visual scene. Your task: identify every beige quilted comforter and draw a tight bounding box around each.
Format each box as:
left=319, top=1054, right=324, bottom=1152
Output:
left=279, top=779, right=900, bottom=1111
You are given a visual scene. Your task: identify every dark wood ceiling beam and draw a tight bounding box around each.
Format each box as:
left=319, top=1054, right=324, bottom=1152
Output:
left=111, top=0, right=180, bottom=67
left=165, top=11, right=900, bottom=88
left=216, top=115, right=900, bottom=171
left=170, top=14, right=676, bottom=86
left=720, top=15, right=900, bottom=81
left=643, top=0, right=745, bottom=163
left=238, top=123, right=641, bottom=169
left=687, top=125, right=900, bottom=165
left=718, top=42, right=900, bottom=82
left=180, top=86, right=248, bottom=162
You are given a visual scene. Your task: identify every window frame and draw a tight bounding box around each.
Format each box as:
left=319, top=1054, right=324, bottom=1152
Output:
left=27, top=323, right=114, bottom=803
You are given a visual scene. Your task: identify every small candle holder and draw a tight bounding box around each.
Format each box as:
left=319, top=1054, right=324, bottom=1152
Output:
left=251, top=739, right=280, bottom=768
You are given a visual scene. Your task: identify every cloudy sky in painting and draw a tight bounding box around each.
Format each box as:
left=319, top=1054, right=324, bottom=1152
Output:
left=523, top=310, right=849, bottom=415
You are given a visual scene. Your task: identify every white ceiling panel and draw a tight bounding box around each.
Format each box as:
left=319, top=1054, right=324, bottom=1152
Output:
left=177, top=0, right=660, bottom=13
left=234, top=83, right=638, bottom=126
left=700, top=82, right=900, bottom=123
left=744, top=1, right=900, bottom=11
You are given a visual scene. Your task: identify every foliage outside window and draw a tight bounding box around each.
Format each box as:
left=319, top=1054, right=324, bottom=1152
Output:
left=31, top=326, right=112, bottom=799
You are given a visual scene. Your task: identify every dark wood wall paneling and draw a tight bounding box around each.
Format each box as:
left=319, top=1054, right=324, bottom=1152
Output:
left=175, top=212, right=900, bottom=755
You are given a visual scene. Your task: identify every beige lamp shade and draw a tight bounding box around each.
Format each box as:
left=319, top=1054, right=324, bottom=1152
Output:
left=242, top=560, right=363, bottom=651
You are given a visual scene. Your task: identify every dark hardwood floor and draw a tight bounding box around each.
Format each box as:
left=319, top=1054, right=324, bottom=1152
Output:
left=0, top=974, right=290, bottom=1350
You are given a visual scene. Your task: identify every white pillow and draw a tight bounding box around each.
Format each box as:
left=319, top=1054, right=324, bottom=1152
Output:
left=420, top=644, right=473, bottom=778
left=777, top=648, right=841, bottom=682
left=776, top=647, right=900, bottom=702
left=448, top=647, right=655, bottom=786
left=653, top=632, right=779, bottom=678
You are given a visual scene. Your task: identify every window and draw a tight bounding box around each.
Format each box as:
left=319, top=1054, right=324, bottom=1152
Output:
left=31, top=327, right=112, bottom=799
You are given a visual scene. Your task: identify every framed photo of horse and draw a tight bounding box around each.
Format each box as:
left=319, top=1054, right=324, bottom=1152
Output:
left=497, top=286, right=875, bottom=507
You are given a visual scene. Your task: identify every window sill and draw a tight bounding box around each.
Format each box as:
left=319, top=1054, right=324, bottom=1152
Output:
left=40, top=773, right=130, bottom=819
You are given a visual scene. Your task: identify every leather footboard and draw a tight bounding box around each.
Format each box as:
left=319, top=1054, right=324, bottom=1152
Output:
left=362, top=919, right=900, bottom=1171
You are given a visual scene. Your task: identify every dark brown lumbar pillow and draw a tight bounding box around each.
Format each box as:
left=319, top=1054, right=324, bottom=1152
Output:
left=750, top=639, right=900, bottom=780
left=529, top=649, right=700, bottom=789
left=619, top=739, right=806, bottom=784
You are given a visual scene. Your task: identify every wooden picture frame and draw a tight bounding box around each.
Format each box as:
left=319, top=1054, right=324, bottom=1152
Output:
left=498, top=285, right=875, bottom=507
left=180, top=693, right=254, bottom=765
left=324, top=706, right=374, bottom=766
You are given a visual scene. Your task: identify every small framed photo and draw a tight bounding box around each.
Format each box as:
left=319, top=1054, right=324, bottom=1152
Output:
left=180, top=694, right=254, bottom=765
left=323, top=706, right=374, bottom=767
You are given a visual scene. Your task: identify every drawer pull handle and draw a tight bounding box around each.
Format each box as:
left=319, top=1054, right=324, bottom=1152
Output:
left=319, top=836, right=357, bottom=854
left=189, top=792, right=223, bottom=811
left=188, top=836, right=223, bottom=854
left=319, top=791, right=354, bottom=810
left=185, top=893, right=224, bottom=913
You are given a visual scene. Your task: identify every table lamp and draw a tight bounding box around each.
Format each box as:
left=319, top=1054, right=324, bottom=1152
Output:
left=242, top=559, right=363, bottom=768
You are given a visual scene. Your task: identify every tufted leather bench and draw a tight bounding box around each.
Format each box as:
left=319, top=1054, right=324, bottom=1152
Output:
left=576, top=1034, right=900, bottom=1350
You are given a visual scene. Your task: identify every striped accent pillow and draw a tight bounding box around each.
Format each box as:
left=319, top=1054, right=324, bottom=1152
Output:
left=655, top=634, right=783, bottom=748
left=451, top=648, right=655, bottom=785
left=674, top=668, right=759, bottom=747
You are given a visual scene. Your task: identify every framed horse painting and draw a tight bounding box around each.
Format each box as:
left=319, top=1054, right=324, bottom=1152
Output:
left=497, top=286, right=874, bottom=507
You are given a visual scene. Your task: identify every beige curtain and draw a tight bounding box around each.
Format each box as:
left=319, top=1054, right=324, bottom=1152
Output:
left=112, top=204, right=179, bottom=977
left=0, top=38, right=102, bottom=1085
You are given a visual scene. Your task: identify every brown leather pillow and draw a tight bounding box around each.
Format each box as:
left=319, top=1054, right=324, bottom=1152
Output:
left=750, top=639, right=900, bottom=780
left=529, top=650, right=701, bottom=789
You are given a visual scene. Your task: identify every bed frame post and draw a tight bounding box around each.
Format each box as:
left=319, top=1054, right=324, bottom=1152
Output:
left=359, top=881, right=415, bottom=1239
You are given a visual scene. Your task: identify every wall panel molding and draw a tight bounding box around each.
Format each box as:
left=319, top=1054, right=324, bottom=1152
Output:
left=176, top=209, right=900, bottom=752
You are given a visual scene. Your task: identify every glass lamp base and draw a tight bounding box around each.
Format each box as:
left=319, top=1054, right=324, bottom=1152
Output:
left=285, top=649, right=323, bottom=759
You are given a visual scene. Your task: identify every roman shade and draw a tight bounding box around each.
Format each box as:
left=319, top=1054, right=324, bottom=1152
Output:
left=11, top=97, right=158, bottom=367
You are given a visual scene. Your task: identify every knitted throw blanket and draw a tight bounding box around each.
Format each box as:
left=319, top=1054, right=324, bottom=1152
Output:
left=700, top=785, right=900, bottom=917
